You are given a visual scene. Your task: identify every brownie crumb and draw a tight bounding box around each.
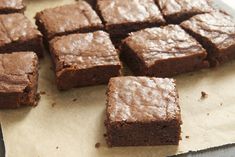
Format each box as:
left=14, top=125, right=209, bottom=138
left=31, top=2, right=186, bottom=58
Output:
left=56, top=146, right=59, bottom=149
left=95, top=142, right=100, bottom=148
left=52, top=102, right=56, bottom=107
left=103, top=133, right=107, bottom=137
left=185, top=136, right=190, bottom=139
left=220, top=103, right=223, bottom=106
left=40, top=91, right=46, bottom=95
left=201, top=91, right=208, bottom=99
left=207, top=113, right=210, bottom=116
left=73, top=98, right=77, bottom=102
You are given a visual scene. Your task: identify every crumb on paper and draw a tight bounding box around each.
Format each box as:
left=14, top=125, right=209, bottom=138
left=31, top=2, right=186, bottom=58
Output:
left=201, top=91, right=208, bottom=99
left=207, top=113, right=210, bottom=116
left=56, top=146, right=59, bottom=149
left=52, top=102, right=56, bottom=107
left=40, top=91, right=46, bottom=95
left=95, top=142, right=100, bottom=149
left=73, top=98, right=77, bottom=102
left=103, top=133, right=107, bottom=137
left=185, top=136, right=190, bottom=139
left=220, top=103, right=223, bottom=106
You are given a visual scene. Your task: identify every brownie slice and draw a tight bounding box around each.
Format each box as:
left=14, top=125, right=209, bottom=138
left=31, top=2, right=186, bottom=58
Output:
left=121, top=25, right=208, bottom=77
left=35, top=1, right=103, bottom=40
left=49, top=31, right=122, bottom=90
left=0, top=13, right=44, bottom=57
left=105, top=76, right=182, bottom=147
left=0, top=52, right=39, bottom=108
left=0, top=0, right=25, bottom=14
left=96, top=0, right=165, bottom=39
left=156, top=0, right=213, bottom=24
left=181, top=11, right=235, bottom=66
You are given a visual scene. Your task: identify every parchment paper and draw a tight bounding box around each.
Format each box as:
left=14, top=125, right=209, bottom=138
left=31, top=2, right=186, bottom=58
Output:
left=0, top=0, right=235, bottom=157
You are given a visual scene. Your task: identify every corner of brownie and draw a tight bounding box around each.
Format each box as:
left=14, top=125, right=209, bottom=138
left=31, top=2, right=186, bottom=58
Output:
left=0, top=52, right=39, bottom=108
left=49, top=31, right=121, bottom=90
left=105, top=76, right=182, bottom=147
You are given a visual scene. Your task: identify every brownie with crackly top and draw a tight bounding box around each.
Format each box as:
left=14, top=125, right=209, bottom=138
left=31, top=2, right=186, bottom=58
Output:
left=121, top=25, right=208, bottom=77
left=0, top=13, right=44, bottom=57
left=35, top=1, right=103, bottom=40
left=0, top=0, right=25, bottom=14
left=156, top=0, right=213, bottom=23
left=49, top=31, right=121, bottom=90
left=96, top=0, right=165, bottom=45
left=180, top=11, right=235, bottom=66
left=0, top=52, right=39, bottom=108
left=105, top=76, right=182, bottom=147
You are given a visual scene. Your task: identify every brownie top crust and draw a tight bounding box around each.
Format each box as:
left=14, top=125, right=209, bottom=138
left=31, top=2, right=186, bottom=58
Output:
left=0, top=52, right=38, bottom=93
left=181, top=11, right=235, bottom=50
left=50, top=31, right=121, bottom=72
left=157, top=0, right=213, bottom=17
left=107, top=77, right=180, bottom=122
left=0, top=0, right=25, bottom=11
left=123, top=25, right=206, bottom=67
left=0, top=13, right=42, bottom=46
left=97, top=0, right=165, bottom=25
left=36, top=1, right=103, bottom=39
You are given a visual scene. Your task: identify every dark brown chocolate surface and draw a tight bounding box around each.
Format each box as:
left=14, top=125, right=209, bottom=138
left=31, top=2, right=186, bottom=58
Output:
left=105, top=76, right=181, bottom=147
left=49, top=31, right=121, bottom=90
left=96, top=0, right=165, bottom=37
left=0, top=13, right=44, bottom=57
left=181, top=11, right=235, bottom=66
left=156, top=0, right=213, bottom=23
left=121, top=25, right=208, bottom=77
left=0, top=0, right=25, bottom=14
left=35, top=1, right=103, bottom=40
left=0, top=52, right=39, bottom=108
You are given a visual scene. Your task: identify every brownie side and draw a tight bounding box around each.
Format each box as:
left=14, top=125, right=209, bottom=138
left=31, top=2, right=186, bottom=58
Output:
left=0, top=0, right=25, bottom=14
left=180, top=12, right=235, bottom=66
left=0, top=13, right=44, bottom=57
left=0, top=52, right=39, bottom=108
left=121, top=25, right=209, bottom=77
left=35, top=1, right=103, bottom=40
left=96, top=0, right=165, bottom=38
left=156, top=0, right=213, bottom=24
left=105, top=77, right=182, bottom=147
left=49, top=31, right=121, bottom=90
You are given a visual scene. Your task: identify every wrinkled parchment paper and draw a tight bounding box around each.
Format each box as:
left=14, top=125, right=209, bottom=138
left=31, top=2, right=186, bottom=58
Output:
left=0, top=0, right=235, bottom=156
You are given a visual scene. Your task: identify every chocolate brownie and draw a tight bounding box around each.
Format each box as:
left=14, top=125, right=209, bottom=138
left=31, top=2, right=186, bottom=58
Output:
left=105, top=76, right=182, bottom=147
left=0, top=13, right=44, bottom=57
left=121, top=25, right=208, bottom=77
left=0, top=0, right=25, bottom=14
left=156, top=0, right=213, bottom=24
left=49, top=31, right=121, bottom=90
left=0, top=52, right=39, bottom=108
left=96, top=0, right=165, bottom=39
left=35, top=1, right=103, bottom=40
left=181, top=11, right=235, bottom=66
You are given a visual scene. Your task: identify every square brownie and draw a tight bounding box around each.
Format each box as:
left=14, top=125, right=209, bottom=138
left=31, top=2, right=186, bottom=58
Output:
left=0, top=0, right=25, bottom=14
left=181, top=11, right=235, bottom=66
left=121, top=25, right=208, bottom=77
left=105, top=76, right=182, bottom=147
left=156, top=0, right=213, bottom=24
left=35, top=1, right=103, bottom=40
left=0, top=52, right=39, bottom=108
left=0, top=13, right=44, bottom=57
left=96, top=0, right=165, bottom=39
left=49, top=31, right=122, bottom=90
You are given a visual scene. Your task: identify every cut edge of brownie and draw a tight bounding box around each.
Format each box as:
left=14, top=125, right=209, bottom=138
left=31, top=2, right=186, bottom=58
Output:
left=0, top=1, right=26, bottom=14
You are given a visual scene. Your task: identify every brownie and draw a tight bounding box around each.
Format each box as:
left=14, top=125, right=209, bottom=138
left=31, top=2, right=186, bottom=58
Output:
left=105, top=76, right=182, bottom=147
left=0, top=0, right=25, bottom=14
left=96, top=0, right=165, bottom=39
left=0, top=13, right=44, bottom=57
left=121, top=25, right=208, bottom=77
left=35, top=1, right=103, bottom=40
left=156, top=0, right=213, bottom=24
left=0, top=52, right=39, bottom=108
left=180, top=11, right=235, bottom=66
left=49, top=31, right=122, bottom=90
